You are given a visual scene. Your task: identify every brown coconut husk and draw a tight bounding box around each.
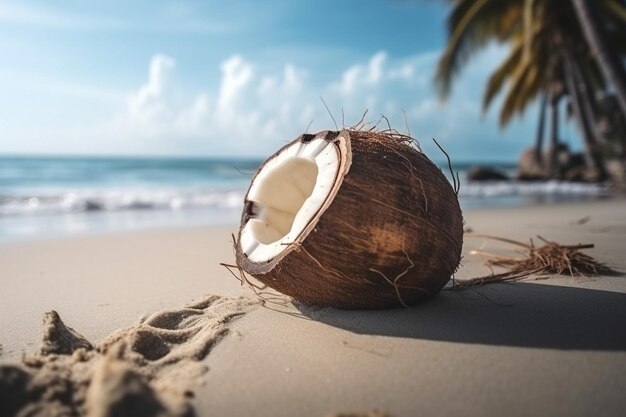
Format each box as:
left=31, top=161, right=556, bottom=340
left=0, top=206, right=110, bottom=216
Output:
left=454, top=234, right=615, bottom=288
left=234, top=129, right=464, bottom=309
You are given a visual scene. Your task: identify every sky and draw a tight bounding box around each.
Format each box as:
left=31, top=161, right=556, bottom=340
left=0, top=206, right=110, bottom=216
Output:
left=0, top=0, right=583, bottom=160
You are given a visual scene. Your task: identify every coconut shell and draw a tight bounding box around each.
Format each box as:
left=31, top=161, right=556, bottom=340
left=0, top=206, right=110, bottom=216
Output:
left=236, top=129, right=463, bottom=309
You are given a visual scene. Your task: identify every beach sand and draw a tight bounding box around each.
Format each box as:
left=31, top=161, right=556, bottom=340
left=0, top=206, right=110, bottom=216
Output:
left=1, top=199, right=625, bottom=416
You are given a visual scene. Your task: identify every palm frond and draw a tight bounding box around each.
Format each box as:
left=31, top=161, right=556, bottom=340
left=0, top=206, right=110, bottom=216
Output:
left=604, top=0, right=626, bottom=23
left=499, top=59, right=533, bottom=126
left=483, top=38, right=524, bottom=111
left=436, top=0, right=522, bottom=99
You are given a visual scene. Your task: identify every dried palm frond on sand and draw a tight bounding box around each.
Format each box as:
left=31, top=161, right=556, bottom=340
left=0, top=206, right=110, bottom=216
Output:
left=454, top=234, right=616, bottom=289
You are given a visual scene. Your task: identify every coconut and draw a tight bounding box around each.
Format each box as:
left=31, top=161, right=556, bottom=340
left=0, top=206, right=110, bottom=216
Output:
left=235, top=129, right=463, bottom=309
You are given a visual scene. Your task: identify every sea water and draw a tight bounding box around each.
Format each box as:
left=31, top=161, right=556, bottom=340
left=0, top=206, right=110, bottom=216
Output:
left=0, top=156, right=609, bottom=241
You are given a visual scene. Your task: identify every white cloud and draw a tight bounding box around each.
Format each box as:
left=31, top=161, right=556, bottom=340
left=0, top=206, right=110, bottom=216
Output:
left=338, top=51, right=388, bottom=95
left=128, top=54, right=177, bottom=127
left=217, top=56, right=253, bottom=116
left=115, top=45, right=535, bottom=159
left=121, top=53, right=316, bottom=153
left=27, top=44, right=535, bottom=159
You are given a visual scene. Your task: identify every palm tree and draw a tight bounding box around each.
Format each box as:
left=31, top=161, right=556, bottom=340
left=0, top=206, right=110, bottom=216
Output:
left=572, top=0, right=626, bottom=117
left=435, top=0, right=626, bottom=180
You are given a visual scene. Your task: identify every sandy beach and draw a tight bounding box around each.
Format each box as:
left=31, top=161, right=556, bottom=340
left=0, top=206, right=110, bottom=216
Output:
left=1, top=199, right=625, bottom=417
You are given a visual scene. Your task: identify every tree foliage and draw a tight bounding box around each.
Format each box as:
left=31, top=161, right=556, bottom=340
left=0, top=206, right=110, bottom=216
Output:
left=436, top=0, right=626, bottom=181
left=436, top=0, right=626, bottom=126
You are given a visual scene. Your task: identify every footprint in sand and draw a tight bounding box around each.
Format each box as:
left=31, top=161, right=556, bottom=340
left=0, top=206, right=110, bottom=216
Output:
left=0, top=295, right=258, bottom=417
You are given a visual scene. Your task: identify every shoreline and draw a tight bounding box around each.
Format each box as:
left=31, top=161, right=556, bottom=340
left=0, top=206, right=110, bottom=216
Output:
left=1, top=199, right=625, bottom=416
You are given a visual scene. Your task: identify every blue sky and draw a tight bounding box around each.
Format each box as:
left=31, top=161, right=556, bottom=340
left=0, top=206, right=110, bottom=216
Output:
left=0, top=0, right=582, bottom=160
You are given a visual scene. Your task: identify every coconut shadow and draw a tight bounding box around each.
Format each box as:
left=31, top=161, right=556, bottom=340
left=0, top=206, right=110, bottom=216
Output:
left=296, top=282, right=626, bottom=351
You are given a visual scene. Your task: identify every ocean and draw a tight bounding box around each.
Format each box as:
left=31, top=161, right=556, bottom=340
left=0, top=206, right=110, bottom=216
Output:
left=0, top=156, right=609, bottom=241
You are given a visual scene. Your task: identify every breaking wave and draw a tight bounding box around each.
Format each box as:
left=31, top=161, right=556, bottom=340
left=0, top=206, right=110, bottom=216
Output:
left=0, top=188, right=245, bottom=217
left=460, top=180, right=609, bottom=198
left=0, top=180, right=610, bottom=218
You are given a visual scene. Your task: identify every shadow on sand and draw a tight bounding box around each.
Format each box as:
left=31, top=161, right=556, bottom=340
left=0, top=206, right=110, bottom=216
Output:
left=297, top=282, right=626, bottom=351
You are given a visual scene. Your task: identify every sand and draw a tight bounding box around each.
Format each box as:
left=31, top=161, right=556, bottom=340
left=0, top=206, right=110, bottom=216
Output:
left=1, top=295, right=257, bottom=417
left=1, top=199, right=626, bottom=416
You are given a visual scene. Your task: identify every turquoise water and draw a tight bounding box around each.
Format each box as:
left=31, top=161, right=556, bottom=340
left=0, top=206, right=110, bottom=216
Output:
left=0, top=156, right=608, bottom=240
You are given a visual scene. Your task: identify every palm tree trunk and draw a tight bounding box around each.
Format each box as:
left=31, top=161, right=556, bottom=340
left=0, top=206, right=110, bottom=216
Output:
left=572, top=60, right=601, bottom=144
left=562, top=52, right=608, bottom=180
left=548, top=97, right=560, bottom=177
left=535, top=93, right=548, bottom=164
left=572, top=0, right=626, bottom=118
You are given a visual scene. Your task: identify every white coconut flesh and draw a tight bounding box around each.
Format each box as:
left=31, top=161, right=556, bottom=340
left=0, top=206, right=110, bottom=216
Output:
left=240, top=137, right=341, bottom=263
